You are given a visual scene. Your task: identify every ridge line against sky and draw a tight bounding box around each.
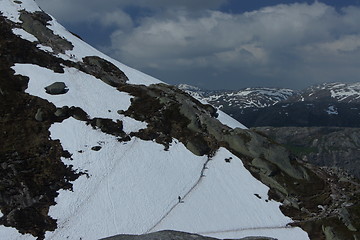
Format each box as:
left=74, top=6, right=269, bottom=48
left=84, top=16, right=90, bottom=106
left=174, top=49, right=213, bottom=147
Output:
left=35, top=0, right=360, bottom=90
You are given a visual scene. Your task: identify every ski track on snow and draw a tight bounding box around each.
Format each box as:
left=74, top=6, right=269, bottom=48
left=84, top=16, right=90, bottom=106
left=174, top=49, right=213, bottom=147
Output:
left=146, top=156, right=212, bottom=233
left=48, top=137, right=138, bottom=240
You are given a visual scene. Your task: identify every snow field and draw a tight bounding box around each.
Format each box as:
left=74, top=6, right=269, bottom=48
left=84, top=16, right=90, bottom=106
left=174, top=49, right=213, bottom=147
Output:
left=151, top=148, right=309, bottom=240
left=13, top=64, right=132, bottom=121
left=216, top=110, right=247, bottom=129
left=0, top=0, right=41, bottom=23
left=45, top=118, right=208, bottom=240
left=11, top=28, right=38, bottom=42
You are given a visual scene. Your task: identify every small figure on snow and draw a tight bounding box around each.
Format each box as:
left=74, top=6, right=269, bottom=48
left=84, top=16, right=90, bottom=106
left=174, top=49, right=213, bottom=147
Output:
left=178, top=196, right=182, bottom=203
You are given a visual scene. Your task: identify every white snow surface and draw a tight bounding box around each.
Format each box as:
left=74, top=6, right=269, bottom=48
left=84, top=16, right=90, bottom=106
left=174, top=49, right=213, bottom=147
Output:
left=11, top=28, right=38, bottom=42
left=151, top=148, right=301, bottom=238
left=326, top=105, right=338, bottom=115
left=0, top=0, right=41, bottom=23
left=13, top=64, right=132, bottom=120
left=2, top=1, right=309, bottom=239
left=217, top=111, right=247, bottom=129
left=46, top=121, right=305, bottom=240
left=36, top=44, right=54, bottom=53
left=44, top=119, right=208, bottom=239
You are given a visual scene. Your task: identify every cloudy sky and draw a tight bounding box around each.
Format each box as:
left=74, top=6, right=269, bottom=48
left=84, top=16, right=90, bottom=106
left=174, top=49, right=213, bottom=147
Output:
left=35, top=0, right=360, bottom=90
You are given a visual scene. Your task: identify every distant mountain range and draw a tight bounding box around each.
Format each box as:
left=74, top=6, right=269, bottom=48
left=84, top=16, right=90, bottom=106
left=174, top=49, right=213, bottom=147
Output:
left=178, top=84, right=295, bottom=109
left=178, top=82, right=360, bottom=127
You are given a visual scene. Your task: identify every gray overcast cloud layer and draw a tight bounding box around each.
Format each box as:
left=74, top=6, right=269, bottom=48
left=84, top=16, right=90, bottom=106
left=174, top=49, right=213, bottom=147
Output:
left=36, top=0, right=360, bottom=90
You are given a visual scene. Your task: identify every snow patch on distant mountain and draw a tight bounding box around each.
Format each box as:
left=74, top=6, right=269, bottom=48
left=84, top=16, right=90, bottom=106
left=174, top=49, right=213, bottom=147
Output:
left=329, top=82, right=360, bottom=102
left=178, top=84, right=295, bottom=109
left=292, top=82, right=360, bottom=103
left=204, top=88, right=295, bottom=109
left=326, top=105, right=338, bottom=115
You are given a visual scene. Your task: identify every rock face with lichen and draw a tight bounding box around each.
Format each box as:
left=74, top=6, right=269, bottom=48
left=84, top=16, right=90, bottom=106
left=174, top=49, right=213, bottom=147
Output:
left=0, top=2, right=360, bottom=240
left=252, top=127, right=360, bottom=179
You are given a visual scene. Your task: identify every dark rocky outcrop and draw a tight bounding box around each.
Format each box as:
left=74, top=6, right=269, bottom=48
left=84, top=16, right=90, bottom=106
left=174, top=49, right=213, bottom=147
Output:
left=253, top=127, right=360, bottom=179
left=102, top=230, right=276, bottom=240
left=87, top=117, right=130, bottom=142
left=0, top=66, right=79, bottom=239
left=0, top=14, right=78, bottom=239
left=79, top=56, right=128, bottom=87
left=19, top=11, right=73, bottom=54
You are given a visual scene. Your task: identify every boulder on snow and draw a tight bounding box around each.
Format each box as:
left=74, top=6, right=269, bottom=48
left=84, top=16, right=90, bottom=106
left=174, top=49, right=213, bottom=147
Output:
left=91, top=146, right=102, bottom=151
left=44, top=82, right=68, bottom=95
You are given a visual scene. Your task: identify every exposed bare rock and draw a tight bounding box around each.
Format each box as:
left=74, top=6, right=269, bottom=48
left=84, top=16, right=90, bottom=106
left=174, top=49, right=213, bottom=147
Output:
left=253, top=127, right=360, bottom=179
left=19, top=11, right=73, bottom=54
left=80, top=56, right=128, bottom=87
left=102, top=230, right=276, bottom=240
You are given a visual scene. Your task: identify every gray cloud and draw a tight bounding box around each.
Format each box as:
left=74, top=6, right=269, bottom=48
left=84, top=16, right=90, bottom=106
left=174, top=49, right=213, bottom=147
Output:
left=35, top=0, right=360, bottom=90
left=35, top=0, right=227, bottom=24
left=104, top=2, right=360, bottom=89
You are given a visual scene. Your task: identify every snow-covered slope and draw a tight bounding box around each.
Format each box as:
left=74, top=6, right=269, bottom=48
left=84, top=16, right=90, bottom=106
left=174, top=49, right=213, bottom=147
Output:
left=0, top=1, right=310, bottom=240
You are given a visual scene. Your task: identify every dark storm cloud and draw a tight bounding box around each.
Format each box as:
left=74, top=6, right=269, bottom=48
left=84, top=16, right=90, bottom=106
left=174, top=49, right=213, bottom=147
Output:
left=35, top=0, right=360, bottom=90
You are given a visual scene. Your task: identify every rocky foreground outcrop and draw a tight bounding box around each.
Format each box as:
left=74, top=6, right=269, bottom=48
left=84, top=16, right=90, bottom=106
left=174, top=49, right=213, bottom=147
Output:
left=102, top=230, right=275, bottom=240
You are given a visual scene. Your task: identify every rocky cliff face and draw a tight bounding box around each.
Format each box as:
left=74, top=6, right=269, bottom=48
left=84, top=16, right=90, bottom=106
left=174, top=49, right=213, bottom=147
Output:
left=253, top=127, right=360, bottom=179
left=0, top=1, right=360, bottom=240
